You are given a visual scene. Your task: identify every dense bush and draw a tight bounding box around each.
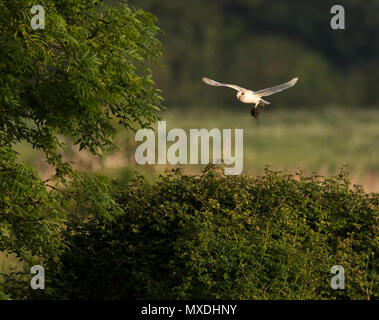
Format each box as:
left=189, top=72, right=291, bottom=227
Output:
left=38, top=166, right=378, bottom=300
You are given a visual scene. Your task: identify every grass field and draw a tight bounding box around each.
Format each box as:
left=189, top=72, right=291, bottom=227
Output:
left=164, top=106, right=379, bottom=180
left=13, top=105, right=379, bottom=192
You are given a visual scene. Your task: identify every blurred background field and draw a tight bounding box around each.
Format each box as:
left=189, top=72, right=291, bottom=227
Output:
left=13, top=106, right=379, bottom=192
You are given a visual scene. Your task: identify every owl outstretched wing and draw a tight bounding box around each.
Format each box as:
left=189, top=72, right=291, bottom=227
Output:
left=255, top=78, right=298, bottom=97
left=202, top=77, right=246, bottom=92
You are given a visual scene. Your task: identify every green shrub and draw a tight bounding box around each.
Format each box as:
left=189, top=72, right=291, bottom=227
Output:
left=38, top=166, right=378, bottom=299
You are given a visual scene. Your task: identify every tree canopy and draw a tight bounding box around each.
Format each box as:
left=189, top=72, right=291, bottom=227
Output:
left=1, top=0, right=163, bottom=168
left=0, top=0, right=163, bottom=269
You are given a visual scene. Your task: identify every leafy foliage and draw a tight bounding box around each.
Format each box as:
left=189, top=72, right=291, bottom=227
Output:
left=0, top=0, right=163, bottom=298
left=0, top=146, right=63, bottom=262
left=0, top=0, right=163, bottom=167
left=37, top=166, right=378, bottom=300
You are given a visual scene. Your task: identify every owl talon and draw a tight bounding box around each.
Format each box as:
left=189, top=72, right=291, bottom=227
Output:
left=250, top=107, right=259, bottom=119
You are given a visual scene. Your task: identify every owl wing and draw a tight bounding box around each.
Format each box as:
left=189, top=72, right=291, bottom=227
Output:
left=202, top=77, right=246, bottom=92
left=255, top=77, right=298, bottom=97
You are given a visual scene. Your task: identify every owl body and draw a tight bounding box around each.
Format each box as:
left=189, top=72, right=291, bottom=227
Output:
left=237, top=90, right=260, bottom=104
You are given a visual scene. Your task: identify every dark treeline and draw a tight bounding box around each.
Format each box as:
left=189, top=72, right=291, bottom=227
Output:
left=130, top=0, right=379, bottom=109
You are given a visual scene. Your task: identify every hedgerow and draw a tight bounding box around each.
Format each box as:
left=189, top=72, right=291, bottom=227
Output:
left=36, top=166, right=378, bottom=300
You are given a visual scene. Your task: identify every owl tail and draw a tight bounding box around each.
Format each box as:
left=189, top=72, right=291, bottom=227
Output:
left=260, top=99, right=271, bottom=106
